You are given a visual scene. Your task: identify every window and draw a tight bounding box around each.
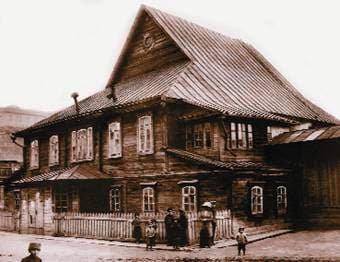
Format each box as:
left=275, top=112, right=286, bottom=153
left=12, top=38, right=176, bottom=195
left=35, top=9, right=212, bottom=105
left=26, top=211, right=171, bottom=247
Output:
left=110, top=187, right=121, bottom=212
left=182, top=186, right=197, bottom=212
left=186, top=122, right=213, bottom=149
left=108, top=122, right=122, bottom=158
left=14, top=191, right=20, bottom=210
left=49, top=135, right=59, bottom=166
left=53, top=187, right=78, bottom=213
left=142, top=187, right=155, bottom=212
left=138, top=115, right=153, bottom=154
left=71, top=127, right=93, bottom=162
left=267, top=126, right=272, bottom=142
left=251, top=186, right=263, bottom=215
left=54, top=190, right=69, bottom=213
left=277, top=186, right=287, bottom=215
left=230, top=122, right=253, bottom=149
left=30, top=140, right=39, bottom=168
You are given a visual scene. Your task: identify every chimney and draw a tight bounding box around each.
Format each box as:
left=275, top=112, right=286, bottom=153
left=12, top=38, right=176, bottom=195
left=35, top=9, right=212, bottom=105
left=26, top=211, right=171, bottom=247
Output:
left=106, top=85, right=117, bottom=102
left=71, top=92, right=80, bottom=114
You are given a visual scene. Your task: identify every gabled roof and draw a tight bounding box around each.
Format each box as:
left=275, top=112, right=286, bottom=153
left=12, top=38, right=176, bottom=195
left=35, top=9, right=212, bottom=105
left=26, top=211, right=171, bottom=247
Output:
left=17, top=5, right=339, bottom=135
left=12, top=164, right=111, bottom=185
left=269, top=125, right=340, bottom=145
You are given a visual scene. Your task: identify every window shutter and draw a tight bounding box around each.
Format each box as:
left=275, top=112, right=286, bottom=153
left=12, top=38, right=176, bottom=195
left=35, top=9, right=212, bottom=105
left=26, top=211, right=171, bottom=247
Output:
left=49, top=137, right=53, bottom=165
left=109, top=122, right=122, bottom=158
left=71, top=131, right=77, bottom=162
left=55, top=135, right=59, bottom=164
left=87, top=127, right=93, bottom=160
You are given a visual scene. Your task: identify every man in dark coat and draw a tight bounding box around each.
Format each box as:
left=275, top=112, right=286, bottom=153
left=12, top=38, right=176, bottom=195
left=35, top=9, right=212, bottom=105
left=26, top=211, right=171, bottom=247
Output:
left=164, top=207, right=174, bottom=246
left=21, top=242, right=42, bottom=262
left=178, top=209, right=188, bottom=246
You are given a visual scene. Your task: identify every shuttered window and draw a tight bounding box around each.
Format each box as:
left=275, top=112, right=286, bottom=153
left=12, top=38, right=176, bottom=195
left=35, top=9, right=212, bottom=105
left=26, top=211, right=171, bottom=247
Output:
left=182, top=186, right=197, bottom=212
left=251, top=186, right=263, bottom=215
left=49, top=135, right=59, bottom=166
left=108, top=122, right=122, bottom=158
left=30, top=140, right=39, bottom=169
left=142, top=187, right=155, bottom=212
left=138, top=115, right=153, bottom=154
left=71, top=127, right=93, bottom=162
left=277, top=186, right=287, bottom=215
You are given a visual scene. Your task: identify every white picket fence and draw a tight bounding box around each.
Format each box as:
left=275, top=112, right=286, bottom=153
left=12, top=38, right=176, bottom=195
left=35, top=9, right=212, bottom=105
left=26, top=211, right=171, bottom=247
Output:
left=0, top=211, right=15, bottom=231
left=53, top=210, right=232, bottom=243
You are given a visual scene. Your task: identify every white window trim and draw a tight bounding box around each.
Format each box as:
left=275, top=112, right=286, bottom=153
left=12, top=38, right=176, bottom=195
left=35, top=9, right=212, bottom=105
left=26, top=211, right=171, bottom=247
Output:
left=30, top=140, right=39, bottom=169
left=49, top=135, right=59, bottom=166
left=277, top=186, right=287, bottom=214
left=142, top=187, right=155, bottom=212
left=108, top=122, right=122, bottom=158
left=251, top=186, right=263, bottom=215
left=181, top=185, right=197, bottom=212
left=137, top=115, right=154, bottom=155
left=109, top=186, right=121, bottom=212
left=71, top=127, right=93, bottom=163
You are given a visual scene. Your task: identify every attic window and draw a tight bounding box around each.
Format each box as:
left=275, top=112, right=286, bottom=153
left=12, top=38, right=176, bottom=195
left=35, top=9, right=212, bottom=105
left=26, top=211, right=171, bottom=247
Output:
left=143, top=33, right=155, bottom=51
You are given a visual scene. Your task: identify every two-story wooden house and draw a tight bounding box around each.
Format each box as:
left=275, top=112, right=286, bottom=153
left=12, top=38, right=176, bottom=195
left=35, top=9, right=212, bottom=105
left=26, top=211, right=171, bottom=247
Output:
left=8, top=5, right=339, bottom=235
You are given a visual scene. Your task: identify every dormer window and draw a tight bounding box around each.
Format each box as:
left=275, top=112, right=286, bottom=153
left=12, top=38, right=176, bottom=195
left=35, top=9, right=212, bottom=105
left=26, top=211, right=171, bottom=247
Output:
left=186, top=122, right=213, bottom=149
left=137, top=115, right=154, bottom=155
left=71, top=127, right=93, bottom=162
left=30, top=140, right=39, bottom=169
left=230, top=122, right=253, bottom=149
left=49, top=135, right=59, bottom=166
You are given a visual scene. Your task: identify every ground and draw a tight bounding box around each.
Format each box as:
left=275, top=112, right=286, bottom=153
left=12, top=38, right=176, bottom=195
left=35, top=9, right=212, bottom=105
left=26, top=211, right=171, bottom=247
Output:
left=0, top=230, right=339, bottom=261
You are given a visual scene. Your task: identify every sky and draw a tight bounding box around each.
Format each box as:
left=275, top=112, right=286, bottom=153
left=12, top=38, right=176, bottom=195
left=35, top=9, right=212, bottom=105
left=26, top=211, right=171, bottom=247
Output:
left=0, top=0, right=339, bottom=119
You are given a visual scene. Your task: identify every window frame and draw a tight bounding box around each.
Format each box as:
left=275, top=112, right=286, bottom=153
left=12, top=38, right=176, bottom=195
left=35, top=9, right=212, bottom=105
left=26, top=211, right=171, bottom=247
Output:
left=30, top=139, right=39, bottom=169
left=137, top=115, right=154, bottom=155
left=109, top=186, right=122, bottom=212
left=251, top=186, right=263, bottom=215
left=186, top=122, right=213, bottom=149
left=277, top=186, right=287, bottom=215
left=229, top=122, right=253, bottom=149
left=49, top=135, right=59, bottom=166
left=181, top=185, right=197, bottom=212
left=71, top=127, right=93, bottom=163
left=142, top=187, right=155, bottom=212
left=108, top=121, right=122, bottom=158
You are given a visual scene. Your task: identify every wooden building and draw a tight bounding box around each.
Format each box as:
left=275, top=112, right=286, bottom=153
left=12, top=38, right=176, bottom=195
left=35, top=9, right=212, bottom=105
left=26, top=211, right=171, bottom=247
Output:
left=268, top=126, right=340, bottom=227
left=5, top=5, right=339, bottom=236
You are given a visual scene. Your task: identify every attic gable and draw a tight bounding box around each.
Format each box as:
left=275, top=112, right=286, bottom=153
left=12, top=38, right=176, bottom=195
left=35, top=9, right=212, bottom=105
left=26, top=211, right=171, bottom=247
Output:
left=107, top=9, right=189, bottom=85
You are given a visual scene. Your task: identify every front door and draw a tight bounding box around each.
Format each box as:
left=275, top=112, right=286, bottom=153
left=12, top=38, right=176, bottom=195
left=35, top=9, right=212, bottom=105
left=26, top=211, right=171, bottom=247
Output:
left=27, top=190, right=43, bottom=234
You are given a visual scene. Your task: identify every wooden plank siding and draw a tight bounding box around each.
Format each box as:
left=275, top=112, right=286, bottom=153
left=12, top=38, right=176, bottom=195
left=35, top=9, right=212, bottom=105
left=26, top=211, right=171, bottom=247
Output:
left=114, top=13, right=188, bottom=83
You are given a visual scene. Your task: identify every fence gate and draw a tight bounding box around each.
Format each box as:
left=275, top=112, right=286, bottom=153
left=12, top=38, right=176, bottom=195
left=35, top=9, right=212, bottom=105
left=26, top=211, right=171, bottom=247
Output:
left=27, top=191, right=44, bottom=234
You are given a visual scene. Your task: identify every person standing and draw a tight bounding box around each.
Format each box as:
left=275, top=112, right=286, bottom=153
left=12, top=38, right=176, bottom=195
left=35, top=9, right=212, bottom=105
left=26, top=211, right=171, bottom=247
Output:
left=211, top=201, right=217, bottom=245
left=236, top=227, right=248, bottom=256
left=171, top=218, right=181, bottom=250
left=164, top=207, right=174, bottom=246
left=178, top=209, right=188, bottom=247
left=132, top=213, right=142, bottom=244
left=199, top=202, right=214, bottom=248
left=145, top=221, right=156, bottom=251
left=21, top=242, right=42, bottom=262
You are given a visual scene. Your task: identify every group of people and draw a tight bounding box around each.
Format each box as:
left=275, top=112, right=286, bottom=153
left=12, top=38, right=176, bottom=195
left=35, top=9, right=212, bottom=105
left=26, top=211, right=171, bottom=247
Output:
left=131, top=208, right=189, bottom=251
left=131, top=201, right=249, bottom=255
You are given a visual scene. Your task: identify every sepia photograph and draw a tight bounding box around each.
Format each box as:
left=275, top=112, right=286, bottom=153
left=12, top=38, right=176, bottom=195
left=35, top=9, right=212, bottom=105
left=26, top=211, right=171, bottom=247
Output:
left=0, top=0, right=340, bottom=261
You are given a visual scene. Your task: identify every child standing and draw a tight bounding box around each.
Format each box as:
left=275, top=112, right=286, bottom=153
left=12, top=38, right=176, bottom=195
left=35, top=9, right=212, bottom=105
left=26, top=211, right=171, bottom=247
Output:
left=21, top=242, right=42, bottom=262
left=145, top=221, right=156, bottom=251
left=236, top=227, right=248, bottom=256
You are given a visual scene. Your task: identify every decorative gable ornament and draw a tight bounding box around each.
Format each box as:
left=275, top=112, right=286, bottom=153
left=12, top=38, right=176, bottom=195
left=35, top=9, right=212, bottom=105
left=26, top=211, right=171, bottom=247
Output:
left=143, top=33, right=155, bottom=52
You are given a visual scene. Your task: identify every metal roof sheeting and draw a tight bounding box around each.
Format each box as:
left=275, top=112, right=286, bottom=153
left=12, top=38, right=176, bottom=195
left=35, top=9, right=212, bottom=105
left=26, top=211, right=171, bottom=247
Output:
left=269, top=125, right=340, bottom=145
left=166, top=148, right=287, bottom=171
left=17, top=6, right=339, bottom=135
left=13, top=165, right=111, bottom=184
